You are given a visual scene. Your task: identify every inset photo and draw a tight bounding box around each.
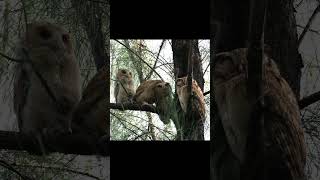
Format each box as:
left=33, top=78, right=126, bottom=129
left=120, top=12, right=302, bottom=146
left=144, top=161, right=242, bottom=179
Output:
left=110, top=39, right=210, bottom=141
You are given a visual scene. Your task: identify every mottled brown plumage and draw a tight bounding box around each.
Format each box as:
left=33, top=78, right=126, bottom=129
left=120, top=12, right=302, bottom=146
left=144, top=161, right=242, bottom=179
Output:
left=133, top=80, right=172, bottom=124
left=14, top=21, right=81, bottom=134
left=176, top=76, right=206, bottom=121
left=73, top=66, right=108, bottom=137
left=214, top=48, right=306, bottom=179
left=114, top=69, right=135, bottom=103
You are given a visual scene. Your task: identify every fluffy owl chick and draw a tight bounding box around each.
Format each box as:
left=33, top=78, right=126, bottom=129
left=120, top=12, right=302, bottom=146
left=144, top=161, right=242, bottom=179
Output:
left=73, top=65, right=108, bottom=138
left=214, top=48, right=306, bottom=179
left=133, top=80, right=172, bottom=124
left=14, top=21, right=81, bottom=135
left=114, top=69, right=135, bottom=103
left=176, top=76, right=206, bottom=121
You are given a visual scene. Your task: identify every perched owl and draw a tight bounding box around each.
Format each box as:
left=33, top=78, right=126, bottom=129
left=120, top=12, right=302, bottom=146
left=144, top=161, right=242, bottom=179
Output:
left=73, top=65, right=108, bottom=138
left=214, top=48, right=306, bottom=179
left=176, top=76, right=206, bottom=121
left=14, top=21, right=81, bottom=135
left=133, top=80, right=172, bottom=124
left=114, top=69, right=135, bottom=103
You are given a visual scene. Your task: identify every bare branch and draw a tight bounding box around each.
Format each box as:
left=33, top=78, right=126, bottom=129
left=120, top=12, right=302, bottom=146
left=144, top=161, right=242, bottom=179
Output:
left=297, top=24, right=320, bottom=36
left=0, top=131, right=108, bottom=156
left=298, top=3, right=320, bottom=46
left=0, top=160, right=33, bottom=180
left=204, top=91, right=210, bottom=96
left=13, top=163, right=102, bottom=180
left=145, top=39, right=165, bottom=80
left=299, top=91, right=320, bottom=109
left=0, top=51, right=24, bottom=63
left=110, top=102, right=157, bottom=113
left=242, top=0, right=267, bottom=178
left=114, top=39, right=164, bottom=81
left=186, top=41, right=193, bottom=114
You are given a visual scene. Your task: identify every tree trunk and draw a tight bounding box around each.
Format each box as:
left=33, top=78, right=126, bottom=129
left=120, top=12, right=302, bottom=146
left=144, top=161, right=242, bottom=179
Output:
left=172, top=40, right=205, bottom=140
left=71, top=0, right=109, bottom=71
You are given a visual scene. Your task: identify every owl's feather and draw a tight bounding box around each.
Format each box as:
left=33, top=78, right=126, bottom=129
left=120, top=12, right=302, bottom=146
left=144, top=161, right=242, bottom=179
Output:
left=214, top=48, right=306, bottom=179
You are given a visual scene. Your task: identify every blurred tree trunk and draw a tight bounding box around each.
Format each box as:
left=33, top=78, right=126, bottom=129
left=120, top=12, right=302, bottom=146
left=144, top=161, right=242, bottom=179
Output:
left=211, top=0, right=303, bottom=179
left=71, top=0, right=109, bottom=71
left=172, top=40, right=205, bottom=140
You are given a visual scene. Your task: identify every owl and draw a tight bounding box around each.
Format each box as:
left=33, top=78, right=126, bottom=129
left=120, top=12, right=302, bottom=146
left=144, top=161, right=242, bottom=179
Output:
left=14, top=21, right=81, bottom=135
left=133, top=80, right=172, bottom=124
left=176, top=76, right=206, bottom=121
left=114, top=69, right=135, bottom=103
left=213, top=48, right=306, bottom=179
left=73, top=65, right=108, bottom=138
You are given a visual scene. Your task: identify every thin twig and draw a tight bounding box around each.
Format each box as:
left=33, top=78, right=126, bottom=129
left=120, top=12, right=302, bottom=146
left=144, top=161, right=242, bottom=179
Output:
left=22, top=49, right=59, bottom=105
left=12, top=163, right=102, bottom=180
left=110, top=78, right=131, bottom=98
left=145, top=39, right=165, bottom=80
left=114, top=39, right=164, bottom=81
left=0, top=52, right=24, bottom=63
left=0, top=160, right=33, bottom=180
left=297, top=24, right=320, bottom=35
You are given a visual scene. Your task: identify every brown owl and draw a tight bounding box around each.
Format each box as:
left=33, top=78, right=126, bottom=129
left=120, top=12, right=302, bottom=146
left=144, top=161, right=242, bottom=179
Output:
left=73, top=65, right=108, bottom=138
left=176, top=76, right=206, bottom=121
left=114, top=69, right=135, bottom=103
left=14, top=21, right=81, bottom=135
left=133, top=80, right=172, bottom=124
left=214, top=48, right=306, bottom=179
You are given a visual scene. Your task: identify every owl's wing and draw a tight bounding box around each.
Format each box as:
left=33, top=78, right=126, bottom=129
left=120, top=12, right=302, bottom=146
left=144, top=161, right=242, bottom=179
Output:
left=133, top=81, right=151, bottom=100
left=265, top=74, right=306, bottom=179
left=74, top=66, right=107, bottom=123
left=13, top=65, right=29, bottom=131
left=82, top=66, right=107, bottom=102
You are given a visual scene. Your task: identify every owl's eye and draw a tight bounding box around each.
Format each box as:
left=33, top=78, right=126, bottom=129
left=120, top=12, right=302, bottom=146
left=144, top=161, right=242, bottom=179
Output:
left=157, top=84, right=162, bottom=88
left=122, top=70, right=126, bottom=74
left=62, top=34, right=69, bottom=43
left=38, top=28, right=52, bottom=40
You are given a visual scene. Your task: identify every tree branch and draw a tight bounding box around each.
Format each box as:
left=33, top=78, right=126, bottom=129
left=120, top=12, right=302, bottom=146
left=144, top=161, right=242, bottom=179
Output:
left=13, top=163, right=102, bottom=180
left=299, top=91, right=320, bottom=109
left=297, top=24, right=320, bottom=36
left=0, top=131, right=109, bottom=156
left=110, top=102, right=157, bottom=113
left=243, top=0, right=267, bottom=179
left=114, top=39, right=164, bottom=81
left=204, top=91, right=210, bottom=96
left=298, top=3, right=320, bottom=46
left=0, top=51, right=24, bottom=63
left=145, top=39, right=165, bottom=80
left=0, top=160, right=33, bottom=180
